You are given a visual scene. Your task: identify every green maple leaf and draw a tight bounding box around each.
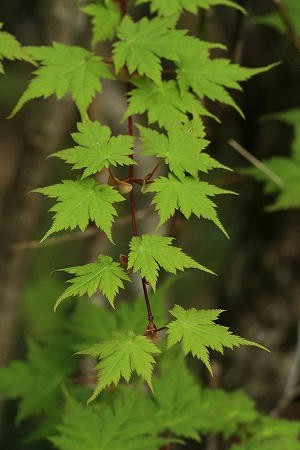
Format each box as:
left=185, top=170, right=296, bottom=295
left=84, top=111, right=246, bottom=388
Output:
left=0, top=23, right=34, bottom=73
left=113, top=15, right=196, bottom=83
left=0, top=340, right=73, bottom=423
left=50, top=387, right=167, bottom=450
left=138, top=121, right=229, bottom=181
left=153, top=354, right=203, bottom=441
left=177, top=47, right=278, bottom=116
left=51, top=121, right=135, bottom=178
left=10, top=42, right=114, bottom=117
left=55, top=255, right=130, bottom=311
left=146, top=174, right=233, bottom=235
left=128, top=234, right=213, bottom=291
left=135, top=0, right=245, bottom=16
left=124, top=79, right=214, bottom=130
left=34, top=178, right=124, bottom=242
left=79, top=331, right=161, bottom=402
left=81, top=2, right=121, bottom=45
left=167, top=305, right=268, bottom=374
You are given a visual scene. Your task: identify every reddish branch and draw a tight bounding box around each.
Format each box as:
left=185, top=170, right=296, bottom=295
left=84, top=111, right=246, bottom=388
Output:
left=120, top=0, right=155, bottom=330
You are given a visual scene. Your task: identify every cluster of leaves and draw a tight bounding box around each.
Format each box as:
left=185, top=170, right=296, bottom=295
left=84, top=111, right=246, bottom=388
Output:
left=0, top=299, right=299, bottom=449
left=0, top=0, right=290, bottom=449
left=242, top=109, right=300, bottom=210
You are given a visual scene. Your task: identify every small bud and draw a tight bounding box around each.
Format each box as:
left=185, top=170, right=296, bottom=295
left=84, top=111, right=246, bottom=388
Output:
left=119, top=254, right=128, bottom=268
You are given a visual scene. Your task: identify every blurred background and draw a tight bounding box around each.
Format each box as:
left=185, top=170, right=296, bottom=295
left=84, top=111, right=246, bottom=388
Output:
left=0, top=0, right=300, bottom=448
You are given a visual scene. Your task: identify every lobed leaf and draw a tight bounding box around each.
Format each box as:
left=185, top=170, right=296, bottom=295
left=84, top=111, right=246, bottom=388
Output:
left=34, top=178, right=124, bottom=242
left=167, top=305, right=268, bottom=374
left=51, top=121, right=135, bottom=178
left=128, top=234, right=213, bottom=290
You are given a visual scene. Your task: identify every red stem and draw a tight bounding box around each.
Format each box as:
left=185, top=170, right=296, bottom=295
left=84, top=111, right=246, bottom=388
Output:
left=120, top=4, right=154, bottom=326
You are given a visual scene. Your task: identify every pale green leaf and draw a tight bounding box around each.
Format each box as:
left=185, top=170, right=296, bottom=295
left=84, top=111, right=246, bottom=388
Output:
left=113, top=15, right=196, bottom=83
left=10, top=42, right=114, bottom=117
left=79, top=331, right=161, bottom=402
left=34, top=178, right=124, bottom=242
left=138, top=120, right=229, bottom=181
left=254, top=0, right=300, bottom=37
left=81, top=2, right=121, bottom=45
left=0, top=23, right=34, bottom=74
left=135, top=0, right=246, bottom=16
left=51, top=121, right=134, bottom=178
left=177, top=47, right=278, bottom=117
left=124, top=78, right=215, bottom=130
left=146, top=174, right=233, bottom=234
left=167, top=305, right=268, bottom=374
left=128, top=234, right=213, bottom=290
left=55, top=255, right=130, bottom=310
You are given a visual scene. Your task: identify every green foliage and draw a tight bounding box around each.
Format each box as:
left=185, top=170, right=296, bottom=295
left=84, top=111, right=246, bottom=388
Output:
left=52, top=121, right=135, bottom=178
left=138, top=120, right=228, bottom=180
left=146, top=174, right=233, bottom=233
left=50, top=387, right=166, bottom=450
left=124, top=78, right=213, bottom=130
left=10, top=42, right=114, bottom=118
left=113, top=15, right=195, bottom=83
left=0, top=340, right=73, bottom=423
left=176, top=48, right=278, bottom=117
left=2, top=0, right=284, bottom=447
left=0, top=23, right=33, bottom=73
left=231, top=416, right=300, bottom=450
left=242, top=109, right=300, bottom=210
left=167, top=305, right=268, bottom=374
left=55, top=255, right=130, bottom=310
left=128, top=234, right=213, bottom=290
left=79, top=331, right=161, bottom=402
left=34, top=178, right=124, bottom=242
left=81, top=2, right=121, bottom=45
left=135, top=0, right=245, bottom=16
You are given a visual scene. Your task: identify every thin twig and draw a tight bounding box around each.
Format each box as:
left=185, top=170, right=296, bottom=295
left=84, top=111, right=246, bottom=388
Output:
left=12, top=208, right=151, bottom=250
left=228, top=139, right=283, bottom=186
left=273, top=0, right=300, bottom=54
left=271, top=320, right=300, bottom=416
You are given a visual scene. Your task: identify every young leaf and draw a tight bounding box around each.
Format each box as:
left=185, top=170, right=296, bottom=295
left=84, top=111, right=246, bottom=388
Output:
left=0, top=340, right=73, bottom=423
left=124, top=79, right=214, bottom=130
left=51, top=121, right=135, bottom=178
left=128, top=234, right=213, bottom=291
left=50, top=387, right=167, bottom=450
left=138, top=122, right=229, bottom=181
left=135, top=0, right=246, bottom=17
left=55, top=255, right=130, bottom=310
left=167, top=305, right=268, bottom=374
left=79, top=331, right=161, bottom=402
left=0, top=23, right=34, bottom=73
left=34, top=178, right=124, bottom=242
left=177, top=48, right=278, bottom=117
left=81, top=2, right=121, bottom=45
left=113, top=15, right=196, bottom=83
left=10, top=42, right=114, bottom=117
left=146, top=174, right=233, bottom=235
